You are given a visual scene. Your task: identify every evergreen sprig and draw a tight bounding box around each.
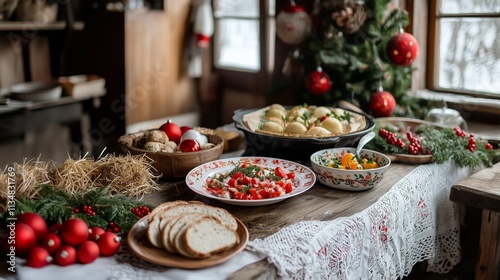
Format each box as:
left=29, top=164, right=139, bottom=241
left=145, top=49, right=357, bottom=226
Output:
left=365, top=124, right=499, bottom=168
left=1, top=185, right=152, bottom=233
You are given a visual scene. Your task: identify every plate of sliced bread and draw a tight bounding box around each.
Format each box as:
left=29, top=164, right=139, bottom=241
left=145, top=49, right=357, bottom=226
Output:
left=127, top=200, right=249, bottom=269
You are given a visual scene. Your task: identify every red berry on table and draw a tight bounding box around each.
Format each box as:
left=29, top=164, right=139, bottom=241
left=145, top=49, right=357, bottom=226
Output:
left=40, top=233, right=61, bottom=254
left=59, top=218, right=89, bottom=246
left=97, top=232, right=121, bottom=256
left=77, top=241, right=100, bottom=264
left=88, top=227, right=106, bottom=241
left=26, top=247, right=52, bottom=268
left=54, top=245, right=76, bottom=266
left=159, top=120, right=182, bottom=144
left=16, top=212, right=48, bottom=241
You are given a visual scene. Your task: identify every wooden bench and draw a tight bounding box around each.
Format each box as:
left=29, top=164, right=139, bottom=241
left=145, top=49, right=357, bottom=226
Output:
left=450, top=162, right=500, bottom=280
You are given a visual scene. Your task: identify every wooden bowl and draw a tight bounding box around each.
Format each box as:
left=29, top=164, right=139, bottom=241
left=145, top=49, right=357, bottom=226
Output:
left=119, top=129, right=224, bottom=180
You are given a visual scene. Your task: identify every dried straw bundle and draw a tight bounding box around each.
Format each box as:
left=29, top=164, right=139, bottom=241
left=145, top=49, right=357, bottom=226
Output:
left=0, top=171, right=8, bottom=213
left=49, top=158, right=99, bottom=195
left=94, top=154, right=160, bottom=199
left=14, top=158, right=51, bottom=199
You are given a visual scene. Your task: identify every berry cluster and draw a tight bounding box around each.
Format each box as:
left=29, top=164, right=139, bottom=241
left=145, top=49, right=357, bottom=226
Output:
left=454, top=126, right=477, bottom=152
left=378, top=128, right=430, bottom=155
left=72, top=205, right=96, bottom=216
left=106, top=222, right=122, bottom=233
left=131, top=206, right=151, bottom=218
left=378, top=129, right=405, bottom=148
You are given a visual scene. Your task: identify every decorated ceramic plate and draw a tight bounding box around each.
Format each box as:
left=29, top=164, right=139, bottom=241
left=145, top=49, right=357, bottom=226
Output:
left=127, top=216, right=249, bottom=269
left=185, top=157, right=316, bottom=206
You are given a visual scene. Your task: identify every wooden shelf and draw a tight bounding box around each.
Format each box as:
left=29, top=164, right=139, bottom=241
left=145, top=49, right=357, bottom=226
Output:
left=0, top=21, right=84, bottom=31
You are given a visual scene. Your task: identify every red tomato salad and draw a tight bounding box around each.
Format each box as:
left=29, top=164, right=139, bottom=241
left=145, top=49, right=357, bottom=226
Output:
left=204, top=163, right=297, bottom=200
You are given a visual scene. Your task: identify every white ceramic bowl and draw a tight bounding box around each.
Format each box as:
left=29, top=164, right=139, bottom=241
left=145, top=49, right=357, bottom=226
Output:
left=10, top=81, right=62, bottom=101
left=310, top=147, right=391, bottom=191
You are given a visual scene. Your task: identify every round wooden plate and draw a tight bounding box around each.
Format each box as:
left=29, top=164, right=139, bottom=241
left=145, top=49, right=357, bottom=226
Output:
left=127, top=216, right=249, bottom=269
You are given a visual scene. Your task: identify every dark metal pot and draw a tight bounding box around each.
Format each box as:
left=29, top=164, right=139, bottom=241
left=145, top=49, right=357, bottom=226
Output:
left=233, top=107, right=375, bottom=161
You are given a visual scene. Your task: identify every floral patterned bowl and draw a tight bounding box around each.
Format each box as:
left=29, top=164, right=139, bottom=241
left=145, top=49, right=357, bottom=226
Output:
left=310, top=148, right=391, bottom=191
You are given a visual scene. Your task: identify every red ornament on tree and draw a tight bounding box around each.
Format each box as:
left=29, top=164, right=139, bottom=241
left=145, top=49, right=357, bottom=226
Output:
left=77, top=241, right=100, bottom=264
left=54, top=245, right=77, bottom=266
left=159, top=120, right=182, bottom=144
left=26, top=247, right=53, bottom=268
left=97, top=232, right=121, bottom=256
left=386, top=30, right=419, bottom=66
left=369, top=89, right=396, bottom=117
left=17, top=212, right=48, bottom=241
left=306, top=68, right=331, bottom=95
left=276, top=2, right=312, bottom=45
left=59, top=218, right=89, bottom=246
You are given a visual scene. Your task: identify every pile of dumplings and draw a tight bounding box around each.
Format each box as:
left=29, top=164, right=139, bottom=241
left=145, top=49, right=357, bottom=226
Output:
left=257, top=104, right=357, bottom=137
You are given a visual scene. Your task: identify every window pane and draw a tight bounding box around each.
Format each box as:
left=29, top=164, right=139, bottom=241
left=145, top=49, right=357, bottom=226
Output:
left=214, top=0, right=259, bottom=18
left=438, top=18, right=500, bottom=94
left=215, top=19, right=261, bottom=71
left=439, top=0, right=500, bottom=14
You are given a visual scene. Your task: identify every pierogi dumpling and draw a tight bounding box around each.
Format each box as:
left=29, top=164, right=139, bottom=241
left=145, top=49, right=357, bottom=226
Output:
left=266, top=108, right=286, bottom=120
left=284, top=122, right=307, bottom=135
left=305, top=126, right=331, bottom=136
left=332, top=108, right=346, bottom=117
left=261, top=121, right=284, bottom=133
left=270, top=104, right=286, bottom=112
left=288, top=107, right=308, bottom=120
left=320, top=117, right=343, bottom=134
left=312, top=106, right=332, bottom=118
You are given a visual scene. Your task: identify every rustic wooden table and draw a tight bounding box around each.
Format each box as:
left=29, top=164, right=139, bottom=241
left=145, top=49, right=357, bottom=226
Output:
left=450, top=162, right=500, bottom=280
left=144, top=163, right=417, bottom=279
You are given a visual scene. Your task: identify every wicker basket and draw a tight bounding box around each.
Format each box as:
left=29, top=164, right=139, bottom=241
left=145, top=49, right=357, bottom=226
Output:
left=118, top=129, right=224, bottom=180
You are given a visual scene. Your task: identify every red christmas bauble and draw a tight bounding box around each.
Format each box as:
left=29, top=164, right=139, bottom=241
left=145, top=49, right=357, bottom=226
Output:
left=386, top=32, right=419, bottom=66
left=49, top=223, right=62, bottom=234
left=14, top=223, right=37, bottom=256
left=17, top=212, right=47, bottom=241
left=180, top=126, right=192, bottom=135
left=159, top=120, right=182, bottom=144
left=306, top=70, right=331, bottom=95
left=276, top=3, right=312, bottom=45
left=54, top=245, right=76, bottom=266
left=97, top=232, right=121, bottom=256
left=59, top=218, right=89, bottom=246
left=88, top=227, right=105, bottom=241
left=369, top=91, right=396, bottom=117
left=26, top=247, right=52, bottom=268
left=77, top=241, right=100, bottom=264
left=178, top=139, right=201, bottom=152
left=40, top=233, right=61, bottom=254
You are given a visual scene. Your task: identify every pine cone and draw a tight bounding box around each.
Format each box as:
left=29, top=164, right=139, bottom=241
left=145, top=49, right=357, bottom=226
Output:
left=330, top=0, right=367, bottom=34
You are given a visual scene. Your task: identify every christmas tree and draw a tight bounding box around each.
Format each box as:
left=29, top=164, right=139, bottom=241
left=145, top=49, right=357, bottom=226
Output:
left=277, top=0, right=427, bottom=118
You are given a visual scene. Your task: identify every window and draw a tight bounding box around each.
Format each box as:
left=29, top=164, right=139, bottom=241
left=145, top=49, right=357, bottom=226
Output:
left=213, top=0, right=275, bottom=72
left=429, top=0, right=500, bottom=97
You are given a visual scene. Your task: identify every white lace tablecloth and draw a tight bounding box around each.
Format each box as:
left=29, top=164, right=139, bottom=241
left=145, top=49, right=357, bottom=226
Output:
left=12, top=161, right=472, bottom=280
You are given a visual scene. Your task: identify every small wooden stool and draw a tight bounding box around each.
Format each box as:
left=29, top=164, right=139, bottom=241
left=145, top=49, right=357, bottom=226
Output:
left=450, top=162, right=500, bottom=280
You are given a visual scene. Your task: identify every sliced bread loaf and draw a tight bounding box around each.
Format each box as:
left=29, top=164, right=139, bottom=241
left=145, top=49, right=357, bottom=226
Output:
left=183, top=217, right=240, bottom=258
left=157, top=203, right=238, bottom=231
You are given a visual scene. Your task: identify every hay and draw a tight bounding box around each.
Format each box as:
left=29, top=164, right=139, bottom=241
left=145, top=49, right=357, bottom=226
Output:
left=14, top=158, right=51, bottom=199
left=94, top=154, right=160, bottom=199
left=49, top=158, right=99, bottom=195
left=0, top=171, right=8, bottom=213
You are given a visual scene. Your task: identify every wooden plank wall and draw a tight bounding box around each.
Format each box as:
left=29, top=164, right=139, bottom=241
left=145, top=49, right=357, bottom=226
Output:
left=125, top=0, right=196, bottom=126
